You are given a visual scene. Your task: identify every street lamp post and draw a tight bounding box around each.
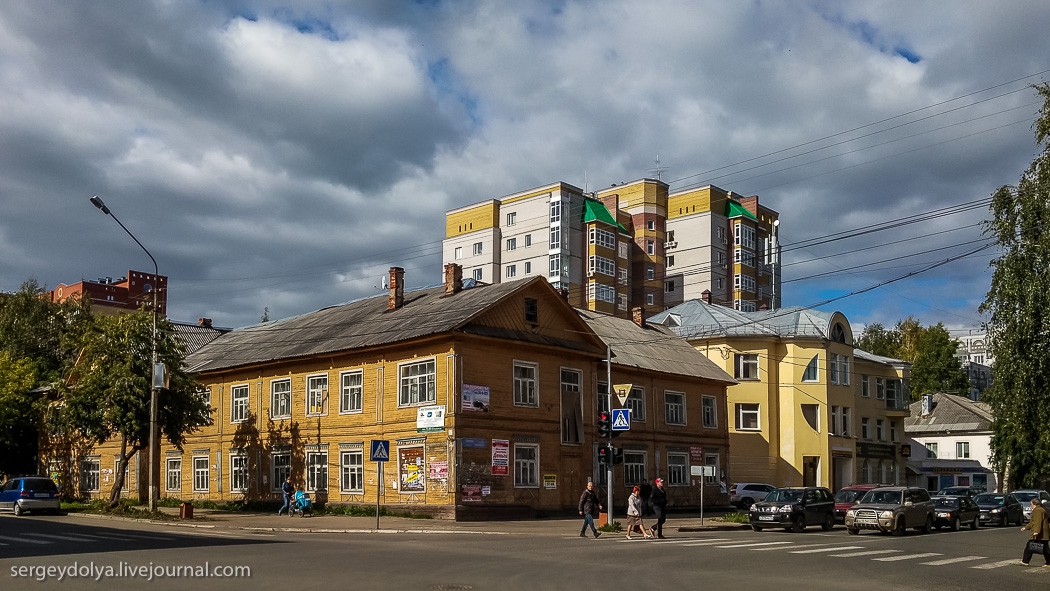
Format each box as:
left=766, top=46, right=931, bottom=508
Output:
left=90, top=196, right=161, bottom=513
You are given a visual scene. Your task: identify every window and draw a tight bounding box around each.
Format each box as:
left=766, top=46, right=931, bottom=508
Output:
left=841, top=356, right=850, bottom=385
left=505, top=264, right=516, bottom=278
left=861, top=375, right=870, bottom=397
left=618, top=294, right=627, bottom=311
left=666, top=230, right=675, bottom=242
left=647, top=240, right=655, bottom=255
left=588, top=283, right=615, bottom=303
left=454, top=247, right=462, bottom=260
left=271, top=452, right=290, bottom=492
left=307, top=374, right=328, bottom=416
left=524, top=298, right=538, bottom=323
left=829, top=353, right=839, bottom=384
left=734, top=222, right=756, bottom=249
left=716, top=278, right=724, bottom=290
left=231, top=384, right=249, bottom=423
left=271, top=379, right=291, bottom=419
left=618, top=268, right=627, bottom=285
left=506, top=238, right=517, bottom=251
left=597, top=382, right=610, bottom=414
left=472, top=268, right=483, bottom=281
left=664, top=391, right=685, bottom=425
left=624, top=452, right=646, bottom=486
left=550, top=225, right=561, bottom=249
left=734, top=274, right=755, bottom=293
left=514, top=444, right=538, bottom=487
left=166, top=458, right=181, bottom=491
left=230, top=453, right=248, bottom=493
left=956, top=441, right=970, bottom=459
left=876, top=419, right=885, bottom=441
left=644, top=292, right=653, bottom=306
left=717, top=226, right=726, bottom=242
left=471, top=242, right=482, bottom=256
left=667, top=453, right=688, bottom=486
left=340, top=449, right=363, bottom=493
left=830, top=406, right=841, bottom=435
left=193, top=457, right=209, bottom=492
left=506, top=212, right=516, bottom=226
left=80, top=457, right=100, bottom=492
left=736, top=403, right=760, bottom=430
left=647, top=220, right=655, bottom=231
left=340, top=371, right=363, bottom=414
left=525, top=234, right=532, bottom=247
left=306, top=451, right=328, bottom=492
left=802, top=355, right=819, bottom=382
left=588, top=255, right=616, bottom=276
left=718, top=251, right=726, bottom=265
left=589, top=228, right=616, bottom=249
left=705, top=453, right=720, bottom=485
left=550, top=200, right=561, bottom=223
left=549, top=255, right=562, bottom=278
left=890, top=420, right=897, bottom=442
left=702, top=395, right=718, bottom=428
left=667, top=255, right=675, bottom=268
left=198, top=386, right=211, bottom=408
left=876, top=377, right=886, bottom=400
left=618, top=242, right=628, bottom=259
left=647, top=266, right=655, bottom=280
left=626, top=387, right=646, bottom=421
left=735, top=354, right=759, bottom=380
left=861, top=418, right=870, bottom=440
left=735, top=248, right=755, bottom=267
left=842, top=407, right=852, bottom=437
left=399, top=359, right=436, bottom=406
left=513, top=362, right=538, bottom=406
left=665, top=280, right=675, bottom=293
left=524, top=261, right=532, bottom=275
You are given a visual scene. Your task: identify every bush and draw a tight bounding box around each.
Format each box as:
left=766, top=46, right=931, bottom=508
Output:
left=722, top=512, right=750, bottom=523
left=319, top=504, right=432, bottom=519
left=598, top=521, right=623, bottom=532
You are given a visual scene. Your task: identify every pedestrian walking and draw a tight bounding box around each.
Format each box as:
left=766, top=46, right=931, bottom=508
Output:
left=649, top=477, right=668, bottom=539
left=578, top=481, right=603, bottom=539
left=1020, top=498, right=1050, bottom=566
left=626, top=486, right=652, bottom=540
left=278, top=476, right=294, bottom=516
left=640, top=478, right=653, bottom=516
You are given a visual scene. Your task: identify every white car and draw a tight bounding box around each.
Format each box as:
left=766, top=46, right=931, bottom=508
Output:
left=1011, top=489, right=1050, bottom=522
left=729, top=483, right=776, bottom=509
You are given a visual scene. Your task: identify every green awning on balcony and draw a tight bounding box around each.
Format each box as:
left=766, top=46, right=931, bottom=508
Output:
left=726, top=200, right=758, bottom=221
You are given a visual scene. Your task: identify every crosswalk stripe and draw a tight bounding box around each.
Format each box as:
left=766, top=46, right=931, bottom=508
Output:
left=790, top=545, right=864, bottom=554
left=25, top=533, right=101, bottom=543
left=650, top=539, right=709, bottom=545
left=873, top=552, right=942, bottom=562
left=971, top=559, right=1020, bottom=570
left=715, top=541, right=793, bottom=548
left=680, top=539, right=737, bottom=547
left=751, top=543, right=837, bottom=552
left=72, top=533, right=135, bottom=541
left=0, top=535, right=49, bottom=545
left=921, top=556, right=986, bottom=566
left=830, top=549, right=901, bottom=558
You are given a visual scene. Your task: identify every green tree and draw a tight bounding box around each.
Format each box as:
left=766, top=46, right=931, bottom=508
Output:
left=856, top=322, right=901, bottom=357
left=896, top=316, right=925, bottom=363
left=62, top=310, right=210, bottom=507
left=908, top=323, right=971, bottom=398
left=0, top=351, right=38, bottom=476
left=979, top=82, right=1050, bottom=488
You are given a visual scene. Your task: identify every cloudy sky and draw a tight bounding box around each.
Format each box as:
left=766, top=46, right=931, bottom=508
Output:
left=2, top=1, right=1048, bottom=336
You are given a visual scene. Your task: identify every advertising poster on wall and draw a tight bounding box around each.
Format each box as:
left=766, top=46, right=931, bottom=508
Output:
left=416, top=405, right=446, bottom=433
left=429, top=460, right=448, bottom=481
left=491, top=439, right=510, bottom=475
left=462, top=484, right=482, bottom=502
left=398, top=446, right=425, bottom=493
left=462, top=384, right=490, bottom=412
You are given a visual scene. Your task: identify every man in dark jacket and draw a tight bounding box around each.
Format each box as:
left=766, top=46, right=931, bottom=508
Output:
left=278, top=476, right=295, bottom=516
left=578, top=481, right=603, bottom=538
left=640, top=479, right=653, bottom=516
left=649, top=478, right=668, bottom=538
left=1021, top=498, right=1050, bottom=566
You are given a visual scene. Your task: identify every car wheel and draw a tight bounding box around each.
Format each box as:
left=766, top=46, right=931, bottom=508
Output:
left=741, top=498, right=754, bottom=510
left=13, top=504, right=23, bottom=516
left=891, top=516, right=906, bottom=536
left=822, top=513, right=834, bottom=531
left=970, top=516, right=979, bottom=530
left=791, top=516, right=806, bottom=533
left=847, top=527, right=859, bottom=535
left=751, top=524, right=763, bottom=532
left=920, top=514, right=934, bottom=534
left=950, top=517, right=960, bottom=532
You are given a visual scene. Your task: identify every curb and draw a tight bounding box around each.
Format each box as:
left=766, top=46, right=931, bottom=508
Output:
left=676, top=523, right=751, bottom=532
left=239, top=527, right=508, bottom=535
left=64, top=512, right=218, bottom=529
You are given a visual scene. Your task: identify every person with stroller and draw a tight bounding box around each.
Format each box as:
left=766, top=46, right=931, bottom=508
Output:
left=293, top=486, right=312, bottom=516
left=278, top=476, right=294, bottom=516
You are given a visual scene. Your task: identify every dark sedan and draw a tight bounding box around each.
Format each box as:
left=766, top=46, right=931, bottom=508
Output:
left=932, top=495, right=980, bottom=531
left=749, top=486, right=835, bottom=533
left=974, top=492, right=1024, bottom=526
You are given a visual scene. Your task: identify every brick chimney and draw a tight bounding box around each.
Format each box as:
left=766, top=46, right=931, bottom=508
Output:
left=443, top=263, right=462, bottom=296
left=388, top=267, right=405, bottom=311
left=701, top=289, right=712, bottom=304
left=632, top=306, right=646, bottom=328
left=197, top=318, right=213, bottom=328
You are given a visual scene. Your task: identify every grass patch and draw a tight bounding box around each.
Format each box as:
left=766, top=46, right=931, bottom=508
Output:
left=60, top=498, right=180, bottom=521
left=720, top=512, right=750, bottom=523
left=598, top=521, right=623, bottom=532
left=319, top=505, right=432, bottom=519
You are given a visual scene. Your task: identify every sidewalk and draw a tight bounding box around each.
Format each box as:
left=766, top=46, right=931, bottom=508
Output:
left=68, top=506, right=750, bottom=536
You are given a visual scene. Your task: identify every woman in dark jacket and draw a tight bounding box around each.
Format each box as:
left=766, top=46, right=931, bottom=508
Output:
left=649, top=478, right=668, bottom=538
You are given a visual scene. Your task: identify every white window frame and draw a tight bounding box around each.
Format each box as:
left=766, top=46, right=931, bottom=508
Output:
left=702, top=395, right=718, bottom=428
left=829, top=353, right=839, bottom=384
left=802, top=355, right=819, bottom=382
left=230, top=453, right=249, bottom=493
left=524, top=261, right=532, bottom=275
left=271, top=452, right=290, bottom=492
left=843, top=407, right=852, bottom=438
left=165, top=458, right=182, bottom=492
left=624, top=451, right=647, bottom=486
left=647, top=266, right=655, bottom=280
left=861, top=418, right=871, bottom=440
left=525, top=234, right=532, bottom=247
left=735, top=354, right=759, bottom=380
left=956, top=441, right=970, bottom=459
left=454, top=246, right=462, bottom=260
left=618, top=242, right=628, bottom=259
left=306, top=451, right=328, bottom=492
left=627, top=387, right=646, bottom=422
left=398, top=358, right=437, bottom=407
left=876, top=419, right=885, bottom=441
left=841, top=356, right=851, bottom=385
left=704, top=453, right=720, bottom=485
left=736, top=403, right=760, bottom=431
left=506, top=237, right=517, bottom=251
left=647, top=240, right=655, bottom=255
left=80, top=457, right=100, bottom=492
left=513, top=361, right=538, bottom=407
left=927, top=442, right=938, bottom=459
left=876, top=377, right=886, bottom=400
left=667, top=255, right=675, bottom=268
left=505, top=264, right=516, bottom=278
left=340, top=449, right=364, bottom=493
left=664, top=279, right=675, bottom=293
left=667, top=453, right=688, bottom=486
left=830, top=406, right=841, bottom=436
left=514, top=444, right=539, bottom=488
left=340, top=370, right=363, bottom=414
left=271, top=378, right=291, bottom=419
left=231, top=384, right=249, bottom=423
left=472, top=242, right=483, bottom=255
left=646, top=293, right=654, bottom=306
left=193, top=456, right=210, bottom=492
left=597, top=382, right=610, bottom=415
left=472, top=268, right=483, bottom=281
left=506, top=212, right=516, bottom=226
left=306, top=374, right=329, bottom=417
left=861, top=375, right=870, bottom=397
left=664, top=391, right=686, bottom=426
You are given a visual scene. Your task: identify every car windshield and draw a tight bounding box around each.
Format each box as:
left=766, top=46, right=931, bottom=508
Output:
left=1014, top=492, right=1038, bottom=503
left=974, top=494, right=1004, bottom=505
left=766, top=489, right=804, bottom=503
left=861, top=490, right=903, bottom=505
left=933, top=497, right=961, bottom=508
left=835, top=490, right=864, bottom=503
left=23, top=478, right=58, bottom=492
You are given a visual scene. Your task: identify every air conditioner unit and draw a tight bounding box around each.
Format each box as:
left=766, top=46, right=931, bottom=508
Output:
left=664, top=241, right=678, bottom=249
left=587, top=271, right=595, bottom=278
left=721, top=238, right=728, bottom=245
left=720, top=263, right=727, bottom=269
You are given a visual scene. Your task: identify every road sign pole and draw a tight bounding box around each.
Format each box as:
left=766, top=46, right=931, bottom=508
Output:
left=376, top=462, right=382, bottom=530
left=606, top=347, right=613, bottom=527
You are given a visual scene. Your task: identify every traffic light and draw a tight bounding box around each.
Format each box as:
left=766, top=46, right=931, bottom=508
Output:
left=598, top=445, right=611, bottom=465
left=597, top=412, right=611, bottom=439
left=612, top=447, right=624, bottom=465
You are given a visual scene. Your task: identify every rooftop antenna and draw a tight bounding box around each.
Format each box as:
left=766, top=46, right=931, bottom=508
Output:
left=647, top=153, right=668, bottom=181
left=584, top=170, right=588, bottom=193
left=373, top=274, right=388, bottom=290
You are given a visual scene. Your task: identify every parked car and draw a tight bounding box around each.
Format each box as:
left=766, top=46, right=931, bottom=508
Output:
left=974, top=492, right=1024, bottom=526
left=730, top=483, right=776, bottom=510
left=749, top=486, right=835, bottom=532
left=844, top=486, right=935, bottom=536
left=935, top=486, right=982, bottom=498
left=931, top=495, right=980, bottom=531
left=0, top=476, right=60, bottom=516
left=834, top=484, right=884, bottom=523
left=1011, top=489, right=1050, bottom=523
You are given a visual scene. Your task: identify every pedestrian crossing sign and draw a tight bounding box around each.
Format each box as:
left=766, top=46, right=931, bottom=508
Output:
left=370, top=439, right=390, bottom=462
left=611, top=408, right=631, bottom=431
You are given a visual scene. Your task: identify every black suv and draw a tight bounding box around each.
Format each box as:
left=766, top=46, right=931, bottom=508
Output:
left=749, top=486, right=835, bottom=532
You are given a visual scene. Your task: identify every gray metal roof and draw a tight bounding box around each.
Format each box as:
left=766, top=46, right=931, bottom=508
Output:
left=853, top=348, right=911, bottom=367
left=649, top=300, right=842, bottom=340
left=171, top=321, right=230, bottom=355
left=904, top=392, right=993, bottom=433
left=185, top=278, right=599, bottom=373
left=576, top=310, right=736, bottom=384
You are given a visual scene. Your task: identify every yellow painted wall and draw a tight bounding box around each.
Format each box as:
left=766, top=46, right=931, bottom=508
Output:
left=446, top=201, right=499, bottom=238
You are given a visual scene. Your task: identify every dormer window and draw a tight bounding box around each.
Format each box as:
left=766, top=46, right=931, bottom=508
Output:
left=524, top=298, right=538, bottom=323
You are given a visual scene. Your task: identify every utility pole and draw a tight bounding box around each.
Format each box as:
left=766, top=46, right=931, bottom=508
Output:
left=605, top=346, right=613, bottom=525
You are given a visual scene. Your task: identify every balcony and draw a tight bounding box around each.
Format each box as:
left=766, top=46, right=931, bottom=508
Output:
left=885, top=394, right=910, bottom=414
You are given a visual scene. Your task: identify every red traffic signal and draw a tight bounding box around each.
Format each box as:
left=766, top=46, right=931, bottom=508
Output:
left=597, top=412, right=611, bottom=439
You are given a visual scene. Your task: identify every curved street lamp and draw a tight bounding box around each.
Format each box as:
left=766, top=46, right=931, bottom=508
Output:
left=90, top=196, right=162, bottom=512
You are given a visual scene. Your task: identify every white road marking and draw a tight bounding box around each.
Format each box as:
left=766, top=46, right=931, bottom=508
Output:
left=678, top=539, right=735, bottom=546
left=0, top=535, right=49, bottom=545
left=921, top=556, right=986, bottom=566
left=650, top=538, right=713, bottom=544
left=25, top=533, right=99, bottom=543
left=715, top=541, right=794, bottom=548
left=873, top=552, right=942, bottom=562
left=790, top=545, right=864, bottom=554
left=751, top=543, right=838, bottom=552
left=830, top=549, right=901, bottom=557
left=971, top=559, right=1022, bottom=570
left=72, top=533, right=135, bottom=541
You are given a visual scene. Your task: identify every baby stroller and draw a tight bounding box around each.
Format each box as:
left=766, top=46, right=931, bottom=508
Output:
left=291, top=489, right=312, bottom=517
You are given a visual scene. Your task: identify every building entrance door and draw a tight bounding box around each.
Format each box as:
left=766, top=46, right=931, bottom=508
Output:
left=803, top=456, right=819, bottom=487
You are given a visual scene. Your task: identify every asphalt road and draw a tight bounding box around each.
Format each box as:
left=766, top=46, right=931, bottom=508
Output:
left=0, top=514, right=1046, bottom=590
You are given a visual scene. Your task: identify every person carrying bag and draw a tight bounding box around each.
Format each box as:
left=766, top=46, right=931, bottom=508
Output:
left=1020, top=498, right=1050, bottom=566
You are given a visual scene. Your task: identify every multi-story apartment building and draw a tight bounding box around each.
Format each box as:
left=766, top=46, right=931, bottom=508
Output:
left=49, top=269, right=168, bottom=316
left=650, top=300, right=910, bottom=491
left=442, top=179, right=780, bottom=319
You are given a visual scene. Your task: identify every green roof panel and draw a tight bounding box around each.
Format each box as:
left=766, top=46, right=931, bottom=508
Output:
left=583, top=197, right=628, bottom=233
left=725, top=200, right=759, bottom=221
